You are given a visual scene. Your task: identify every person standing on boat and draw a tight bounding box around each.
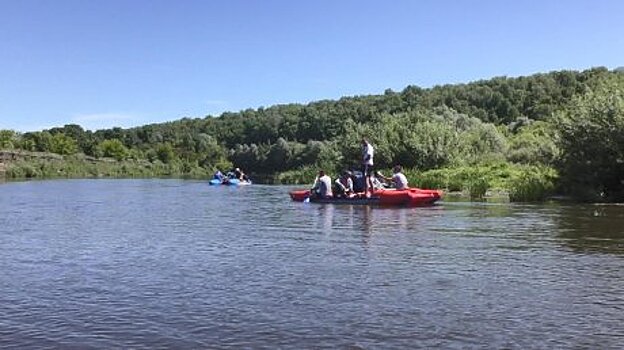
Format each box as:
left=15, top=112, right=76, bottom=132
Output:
left=334, top=170, right=354, bottom=198
left=311, top=170, right=333, bottom=198
left=233, top=168, right=244, bottom=180
left=379, top=165, right=409, bottom=190
left=361, top=138, right=374, bottom=196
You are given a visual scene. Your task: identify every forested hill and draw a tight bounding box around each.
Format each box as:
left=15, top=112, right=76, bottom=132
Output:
left=2, top=67, right=624, bottom=200
left=116, top=66, right=611, bottom=148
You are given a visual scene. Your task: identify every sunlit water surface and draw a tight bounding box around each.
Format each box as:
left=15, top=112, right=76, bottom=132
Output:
left=1, top=179, right=623, bottom=349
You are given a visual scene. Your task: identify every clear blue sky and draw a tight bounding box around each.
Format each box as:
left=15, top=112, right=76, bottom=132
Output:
left=1, top=0, right=622, bottom=131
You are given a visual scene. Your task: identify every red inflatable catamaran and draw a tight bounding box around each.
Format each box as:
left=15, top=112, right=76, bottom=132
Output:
left=289, top=188, right=443, bottom=207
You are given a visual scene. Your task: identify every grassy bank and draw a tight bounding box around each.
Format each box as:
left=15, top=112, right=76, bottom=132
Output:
left=2, top=153, right=559, bottom=202
left=3, top=155, right=214, bottom=180
left=409, top=163, right=559, bottom=201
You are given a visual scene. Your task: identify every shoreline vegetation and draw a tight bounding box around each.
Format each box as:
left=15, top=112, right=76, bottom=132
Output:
left=0, top=151, right=554, bottom=201
left=2, top=67, right=623, bottom=202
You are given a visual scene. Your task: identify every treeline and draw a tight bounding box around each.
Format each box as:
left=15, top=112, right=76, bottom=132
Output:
left=1, top=67, right=623, bottom=201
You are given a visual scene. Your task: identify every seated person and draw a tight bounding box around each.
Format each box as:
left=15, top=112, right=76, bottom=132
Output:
left=370, top=173, right=386, bottom=190
left=334, top=171, right=354, bottom=198
left=378, top=165, right=409, bottom=190
left=213, top=170, right=224, bottom=181
left=352, top=171, right=366, bottom=193
left=310, top=170, right=333, bottom=199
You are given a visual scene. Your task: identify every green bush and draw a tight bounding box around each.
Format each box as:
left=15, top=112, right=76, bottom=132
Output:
left=275, top=166, right=318, bottom=184
left=97, top=139, right=129, bottom=161
left=0, top=129, right=18, bottom=149
left=555, top=74, right=624, bottom=201
left=508, top=166, right=558, bottom=202
left=408, top=169, right=447, bottom=190
left=467, top=177, right=490, bottom=199
left=399, top=162, right=558, bottom=201
left=6, top=162, right=40, bottom=178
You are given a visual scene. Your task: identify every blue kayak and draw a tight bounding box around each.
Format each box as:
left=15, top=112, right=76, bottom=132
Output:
left=209, top=178, right=252, bottom=186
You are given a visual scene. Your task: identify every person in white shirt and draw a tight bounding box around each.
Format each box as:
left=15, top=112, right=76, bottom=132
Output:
left=361, top=138, right=374, bottom=195
left=311, top=170, right=333, bottom=198
left=380, top=165, right=409, bottom=190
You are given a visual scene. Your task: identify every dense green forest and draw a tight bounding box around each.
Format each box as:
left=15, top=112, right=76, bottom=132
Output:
left=1, top=67, right=623, bottom=201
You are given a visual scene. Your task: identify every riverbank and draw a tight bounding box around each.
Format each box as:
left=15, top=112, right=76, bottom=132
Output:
left=0, top=150, right=214, bottom=180
left=1, top=151, right=561, bottom=202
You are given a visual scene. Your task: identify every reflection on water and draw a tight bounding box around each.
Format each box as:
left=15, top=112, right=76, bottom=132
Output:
left=554, top=204, right=624, bottom=254
left=1, top=179, right=623, bottom=349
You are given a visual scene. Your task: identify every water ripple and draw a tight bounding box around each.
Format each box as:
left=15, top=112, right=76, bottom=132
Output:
left=1, top=180, right=623, bottom=348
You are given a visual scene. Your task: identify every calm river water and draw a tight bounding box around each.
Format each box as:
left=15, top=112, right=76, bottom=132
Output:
left=1, top=179, right=623, bottom=349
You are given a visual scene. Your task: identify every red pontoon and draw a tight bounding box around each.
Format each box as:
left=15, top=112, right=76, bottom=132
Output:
left=289, top=188, right=442, bottom=206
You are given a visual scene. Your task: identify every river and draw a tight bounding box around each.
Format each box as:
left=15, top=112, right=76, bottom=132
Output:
left=1, top=179, right=623, bottom=349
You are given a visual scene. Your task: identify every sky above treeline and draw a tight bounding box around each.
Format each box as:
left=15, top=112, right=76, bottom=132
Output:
left=1, top=0, right=623, bottom=131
